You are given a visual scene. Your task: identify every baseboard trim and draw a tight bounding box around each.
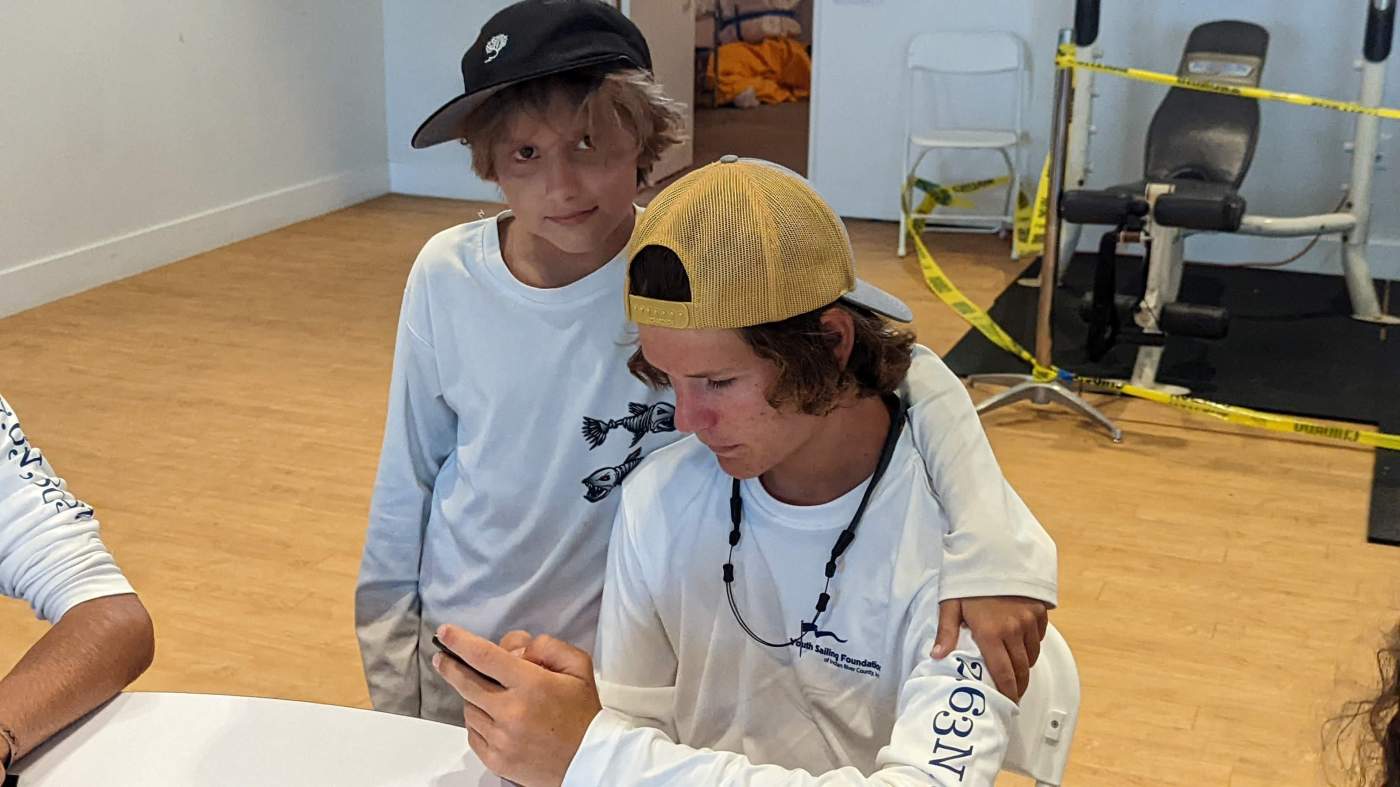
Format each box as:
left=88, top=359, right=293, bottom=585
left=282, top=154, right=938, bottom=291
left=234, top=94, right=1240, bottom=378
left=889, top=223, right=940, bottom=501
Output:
left=0, top=165, right=390, bottom=318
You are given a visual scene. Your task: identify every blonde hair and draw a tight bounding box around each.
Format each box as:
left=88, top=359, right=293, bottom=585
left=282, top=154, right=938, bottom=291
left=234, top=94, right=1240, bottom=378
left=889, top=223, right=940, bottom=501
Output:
left=459, top=66, right=687, bottom=185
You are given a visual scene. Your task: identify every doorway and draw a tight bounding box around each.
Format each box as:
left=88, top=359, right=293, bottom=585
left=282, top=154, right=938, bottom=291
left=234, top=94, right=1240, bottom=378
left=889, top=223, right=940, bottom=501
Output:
left=632, top=0, right=813, bottom=202
left=692, top=0, right=812, bottom=176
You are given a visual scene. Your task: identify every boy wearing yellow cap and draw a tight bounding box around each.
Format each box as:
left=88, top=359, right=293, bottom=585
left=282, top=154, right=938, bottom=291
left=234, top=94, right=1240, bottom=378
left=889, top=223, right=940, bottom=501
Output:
left=431, top=159, right=1046, bottom=786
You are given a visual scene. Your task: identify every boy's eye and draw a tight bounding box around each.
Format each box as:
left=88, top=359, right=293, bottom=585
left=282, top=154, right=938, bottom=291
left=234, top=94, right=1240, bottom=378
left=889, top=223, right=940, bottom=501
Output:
left=513, top=145, right=538, bottom=161
left=706, top=378, right=735, bottom=390
left=576, top=135, right=594, bottom=151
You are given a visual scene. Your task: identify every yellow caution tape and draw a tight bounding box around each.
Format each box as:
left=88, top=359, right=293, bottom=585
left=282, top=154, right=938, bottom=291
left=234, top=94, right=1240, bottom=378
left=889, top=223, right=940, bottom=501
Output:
left=1055, top=42, right=1400, bottom=121
left=1075, top=372, right=1400, bottom=450
left=904, top=221, right=1400, bottom=451
left=912, top=228, right=1043, bottom=372
left=1014, top=155, right=1051, bottom=259
left=904, top=176, right=984, bottom=235
left=898, top=43, right=1400, bottom=448
left=903, top=157, right=1051, bottom=258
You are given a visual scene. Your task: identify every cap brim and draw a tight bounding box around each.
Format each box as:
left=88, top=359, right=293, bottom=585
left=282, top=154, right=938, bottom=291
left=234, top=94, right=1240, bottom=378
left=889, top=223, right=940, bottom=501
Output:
left=411, top=89, right=502, bottom=149
left=842, top=278, right=914, bottom=323
left=410, top=54, right=644, bottom=149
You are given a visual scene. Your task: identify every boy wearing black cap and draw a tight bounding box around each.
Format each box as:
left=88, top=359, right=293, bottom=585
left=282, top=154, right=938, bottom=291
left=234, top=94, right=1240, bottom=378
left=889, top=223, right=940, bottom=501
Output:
left=359, top=0, right=1056, bottom=726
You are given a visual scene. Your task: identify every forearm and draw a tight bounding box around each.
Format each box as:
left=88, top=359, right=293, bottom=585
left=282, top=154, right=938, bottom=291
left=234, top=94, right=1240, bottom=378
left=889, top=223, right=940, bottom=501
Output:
left=354, top=572, right=424, bottom=716
left=354, top=505, right=431, bottom=714
left=353, top=304, right=453, bottom=715
left=0, top=593, right=154, bottom=763
left=354, top=508, right=430, bottom=714
left=901, top=347, right=1058, bottom=604
left=567, top=711, right=915, bottom=787
left=934, top=480, right=1056, bottom=606
left=572, top=631, right=1012, bottom=787
left=355, top=482, right=431, bottom=716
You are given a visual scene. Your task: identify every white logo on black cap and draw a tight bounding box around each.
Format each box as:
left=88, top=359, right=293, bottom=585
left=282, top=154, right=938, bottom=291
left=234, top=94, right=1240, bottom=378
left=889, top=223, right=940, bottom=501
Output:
left=485, top=34, right=508, bottom=63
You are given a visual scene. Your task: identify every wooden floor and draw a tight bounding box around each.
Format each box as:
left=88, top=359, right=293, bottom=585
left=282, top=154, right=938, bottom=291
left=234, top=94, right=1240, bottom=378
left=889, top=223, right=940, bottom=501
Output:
left=692, top=101, right=810, bottom=176
left=2, top=194, right=1396, bottom=785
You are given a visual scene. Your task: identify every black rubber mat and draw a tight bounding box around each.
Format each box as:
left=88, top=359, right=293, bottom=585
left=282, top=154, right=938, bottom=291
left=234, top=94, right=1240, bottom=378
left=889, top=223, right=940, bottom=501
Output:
left=941, top=253, right=1399, bottom=545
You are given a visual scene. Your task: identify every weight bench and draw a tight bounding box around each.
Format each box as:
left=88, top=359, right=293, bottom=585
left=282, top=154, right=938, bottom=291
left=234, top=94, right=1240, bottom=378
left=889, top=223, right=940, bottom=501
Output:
left=1059, top=20, right=1267, bottom=391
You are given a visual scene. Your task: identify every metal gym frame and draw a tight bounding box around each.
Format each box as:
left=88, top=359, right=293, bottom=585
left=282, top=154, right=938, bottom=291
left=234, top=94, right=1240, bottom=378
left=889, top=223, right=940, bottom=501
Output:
left=974, top=0, right=1397, bottom=437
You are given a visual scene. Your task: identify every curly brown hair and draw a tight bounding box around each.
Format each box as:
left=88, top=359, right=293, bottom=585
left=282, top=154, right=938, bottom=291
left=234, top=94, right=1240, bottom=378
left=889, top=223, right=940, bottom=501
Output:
left=459, top=65, right=687, bottom=185
left=626, top=246, right=914, bottom=415
left=1328, top=622, right=1400, bottom=787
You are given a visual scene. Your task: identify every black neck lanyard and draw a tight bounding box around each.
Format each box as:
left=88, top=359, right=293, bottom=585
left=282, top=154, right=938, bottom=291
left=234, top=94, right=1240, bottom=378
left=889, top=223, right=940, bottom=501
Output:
left=722, top=393, right=908, bottom=650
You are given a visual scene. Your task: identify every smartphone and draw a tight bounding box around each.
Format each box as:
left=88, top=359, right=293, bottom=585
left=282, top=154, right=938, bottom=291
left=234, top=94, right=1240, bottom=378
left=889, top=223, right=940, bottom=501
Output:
left=431, top=634, right=502, bottom=688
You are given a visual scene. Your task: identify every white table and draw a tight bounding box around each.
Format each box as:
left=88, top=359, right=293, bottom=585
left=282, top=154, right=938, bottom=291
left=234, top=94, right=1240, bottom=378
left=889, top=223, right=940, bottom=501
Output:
left=13, top=692, right=505, bottom=786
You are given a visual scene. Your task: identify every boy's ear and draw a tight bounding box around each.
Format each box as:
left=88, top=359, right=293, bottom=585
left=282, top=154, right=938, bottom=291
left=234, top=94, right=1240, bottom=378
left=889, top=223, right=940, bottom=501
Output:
left=819, top=307, right=856, bottom=370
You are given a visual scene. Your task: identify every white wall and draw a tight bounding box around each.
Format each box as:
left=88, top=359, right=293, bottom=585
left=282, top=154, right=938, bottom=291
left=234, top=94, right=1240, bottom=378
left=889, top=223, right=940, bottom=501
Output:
left=810, top=0, right=1400, bottom=279
left=809, top=1, right=1062, bottom=219
left=0, top=2, right=390, bottom=318
left=383, top=0, right=516, bottom=201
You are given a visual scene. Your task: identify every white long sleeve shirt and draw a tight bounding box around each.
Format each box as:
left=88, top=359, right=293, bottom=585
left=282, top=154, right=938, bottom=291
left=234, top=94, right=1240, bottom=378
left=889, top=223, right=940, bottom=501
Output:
left=566, top=430, right=1018, bottom=785
left=0, top=394, right=134, bottom=622
left=356, top=211, right=1056, bottom=723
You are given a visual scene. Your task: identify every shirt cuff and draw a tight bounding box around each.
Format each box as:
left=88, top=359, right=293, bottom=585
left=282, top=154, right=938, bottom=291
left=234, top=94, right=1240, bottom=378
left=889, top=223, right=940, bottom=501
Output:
left=561, top=708, right=631, bottom=787
left=939, top=576, right=1058, bottom=608
left=47, top=575, right=137, bottom=623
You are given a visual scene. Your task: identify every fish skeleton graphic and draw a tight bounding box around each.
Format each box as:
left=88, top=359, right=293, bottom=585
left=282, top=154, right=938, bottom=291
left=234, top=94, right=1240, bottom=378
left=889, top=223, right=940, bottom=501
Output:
left=581, top=402, right=675, bottom=449
left=581, top=447, right=644, bottom=503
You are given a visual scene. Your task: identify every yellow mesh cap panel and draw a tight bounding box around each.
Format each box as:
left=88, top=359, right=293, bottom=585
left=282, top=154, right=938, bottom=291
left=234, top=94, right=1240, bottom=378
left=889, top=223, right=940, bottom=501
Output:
left=626, top=159, right=855, bottom=329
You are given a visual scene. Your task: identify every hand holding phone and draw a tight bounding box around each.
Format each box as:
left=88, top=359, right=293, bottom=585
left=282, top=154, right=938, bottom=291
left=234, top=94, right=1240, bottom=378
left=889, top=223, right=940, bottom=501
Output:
left=432, top=634, right=503, bottom=688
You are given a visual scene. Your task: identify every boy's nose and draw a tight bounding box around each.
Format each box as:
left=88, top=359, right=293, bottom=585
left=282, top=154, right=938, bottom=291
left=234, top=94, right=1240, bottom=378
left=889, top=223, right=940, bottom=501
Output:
left=545, top=157, right=581, bottom=199
left=672, top=392, right=714, bottom=435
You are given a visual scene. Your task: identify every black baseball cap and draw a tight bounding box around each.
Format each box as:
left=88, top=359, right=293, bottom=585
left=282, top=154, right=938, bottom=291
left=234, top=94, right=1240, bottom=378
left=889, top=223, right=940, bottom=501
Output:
left=411, top=0, right=653, bottom=149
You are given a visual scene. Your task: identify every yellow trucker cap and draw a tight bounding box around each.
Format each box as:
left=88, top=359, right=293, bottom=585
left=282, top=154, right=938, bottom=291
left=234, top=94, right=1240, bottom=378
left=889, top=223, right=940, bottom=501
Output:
left=625, top=156, right=913, bottom=329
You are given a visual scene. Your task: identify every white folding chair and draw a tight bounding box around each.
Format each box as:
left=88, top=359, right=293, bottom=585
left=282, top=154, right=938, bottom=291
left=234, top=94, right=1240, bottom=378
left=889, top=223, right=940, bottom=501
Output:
left=1001, top=624, right=1081, bottom=786
left=898, top=31, right=1029, bottom=258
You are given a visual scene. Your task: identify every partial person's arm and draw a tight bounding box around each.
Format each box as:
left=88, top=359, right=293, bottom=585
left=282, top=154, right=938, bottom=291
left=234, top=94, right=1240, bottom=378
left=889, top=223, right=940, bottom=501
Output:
left=572, top=629, right=1014, bottom=786
left=0, top=594, right=154, bottom=772
left=901, top=346, right=1058, bottom=699
left=355, top=280, right=458, bottom=717
left=0, top=394, right=154, bottom=774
